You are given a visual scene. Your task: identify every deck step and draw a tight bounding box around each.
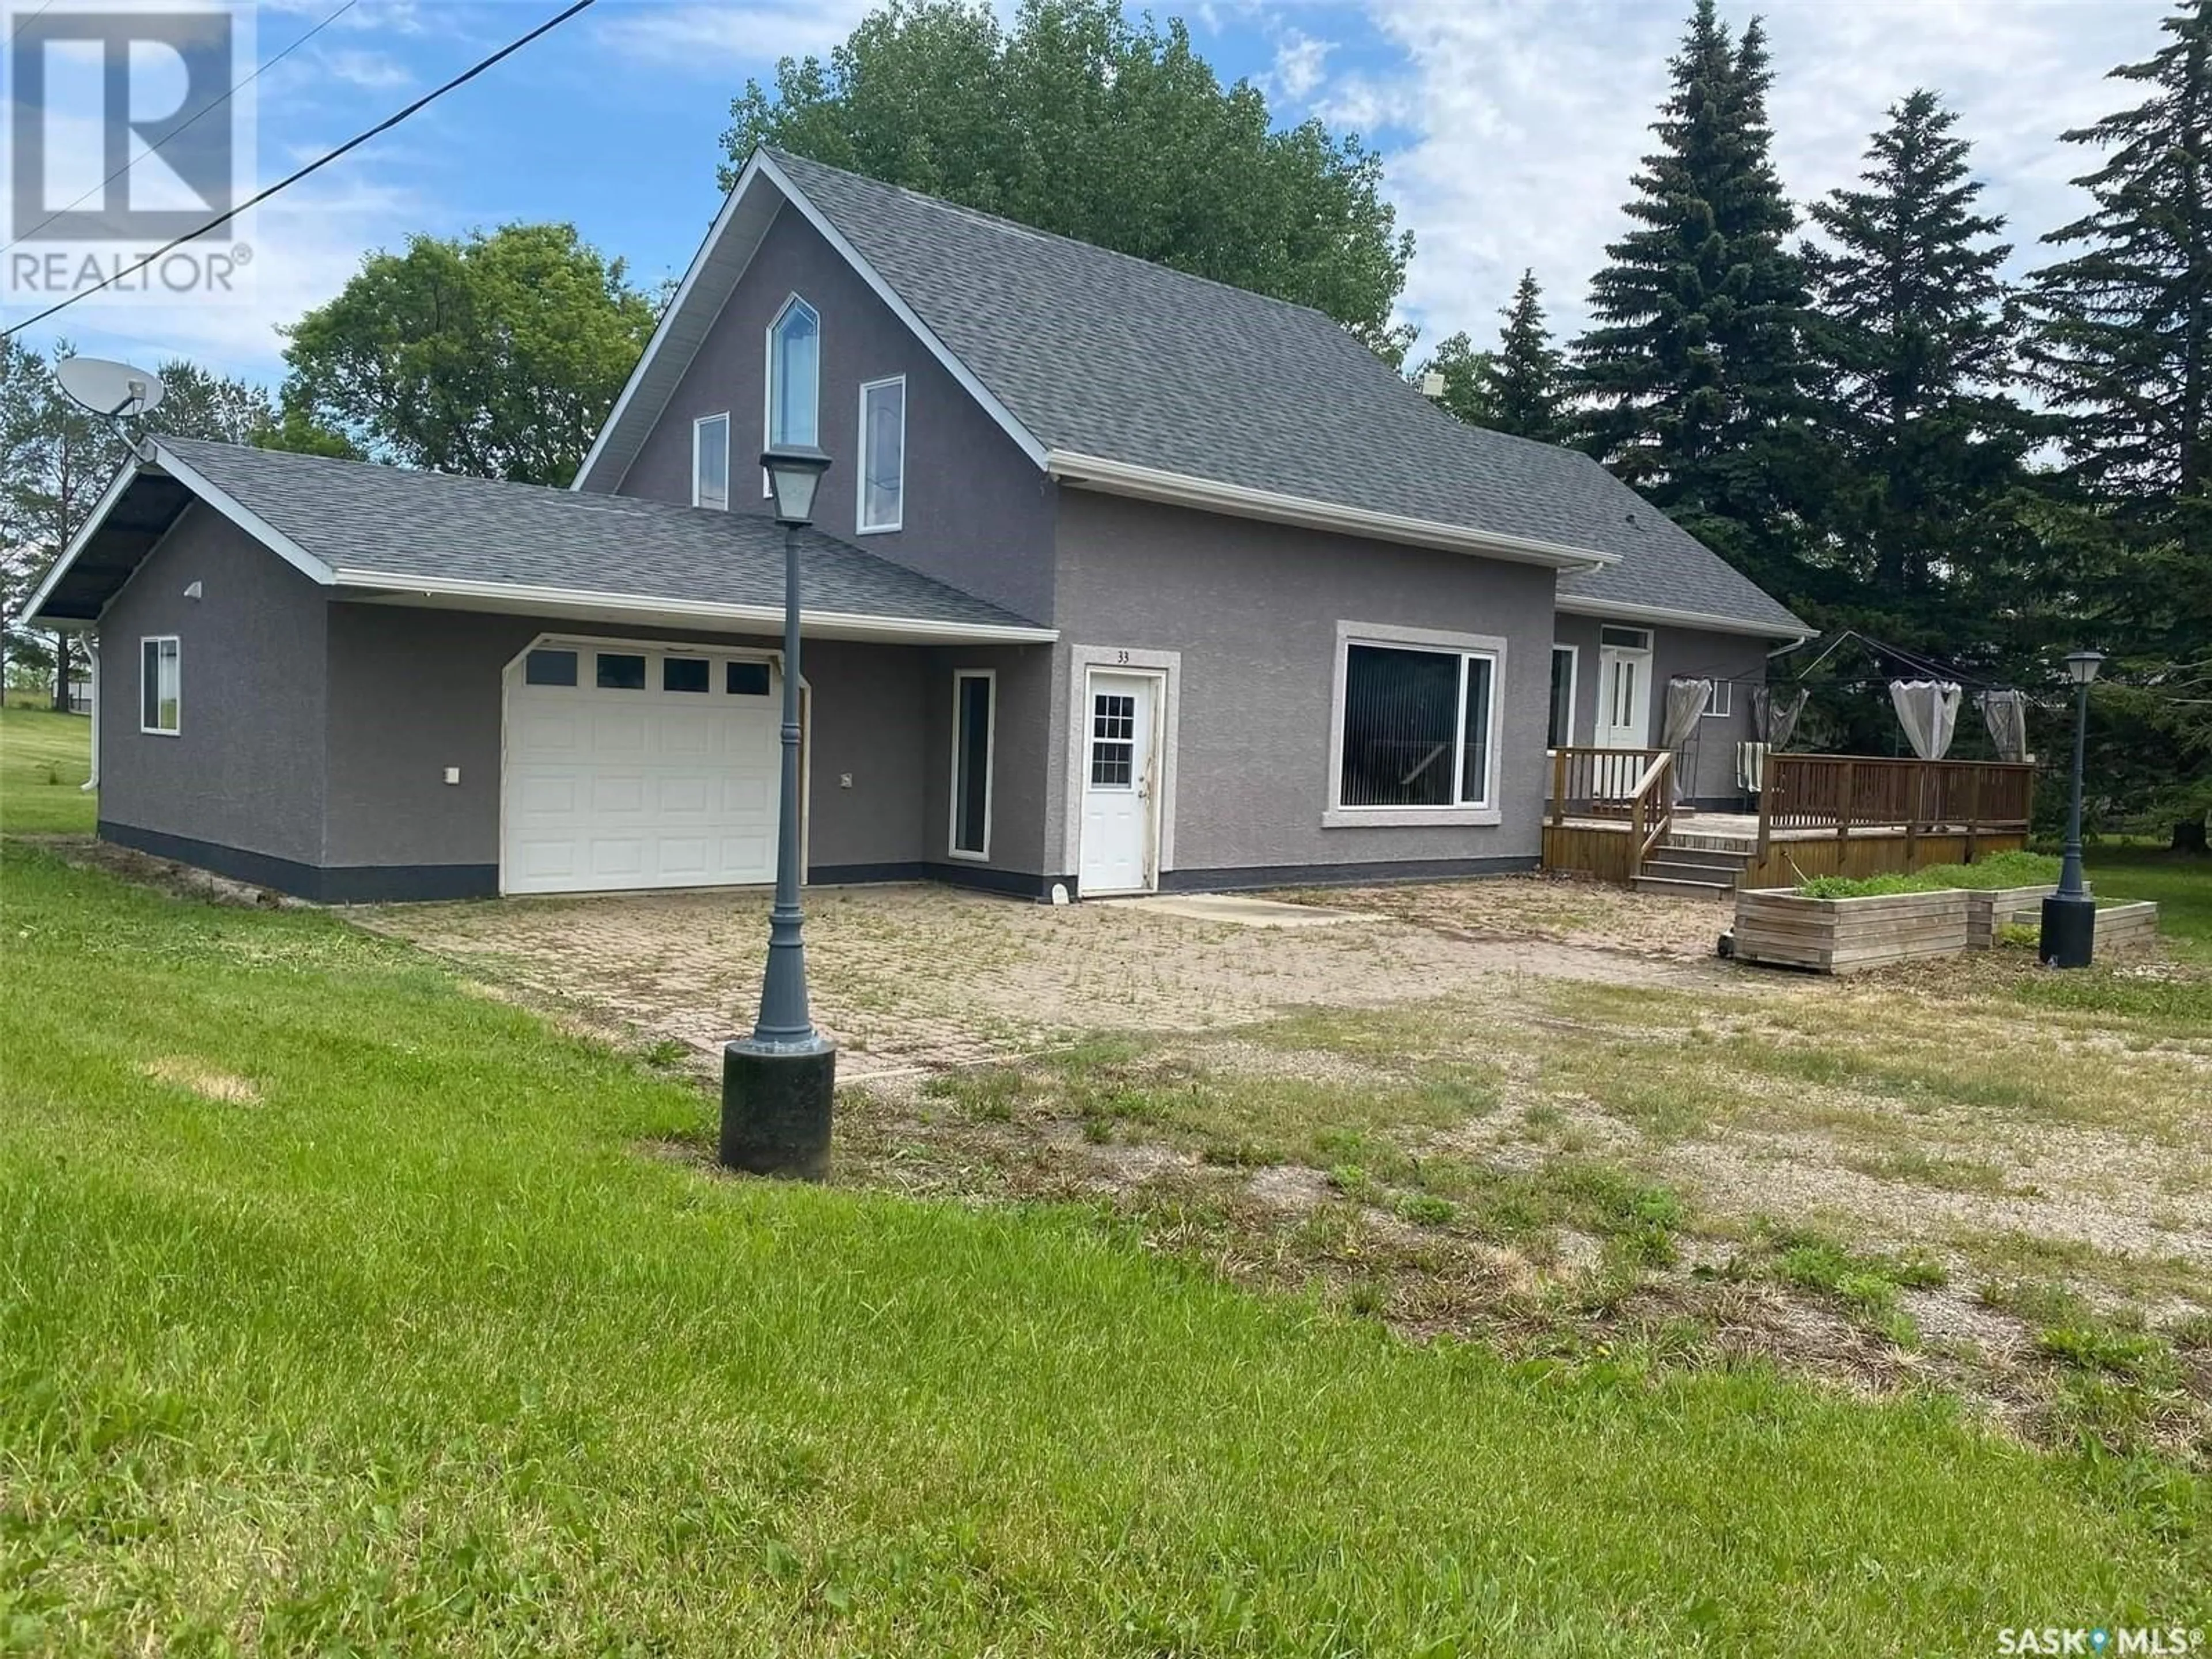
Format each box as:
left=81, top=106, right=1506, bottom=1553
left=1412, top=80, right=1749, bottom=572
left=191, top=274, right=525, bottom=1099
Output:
left=1634, top=873, right=1738, bottom=899
left=1641, top=857, right=1744, bottom=885
left=1652, top=843, right=1753, bottom=872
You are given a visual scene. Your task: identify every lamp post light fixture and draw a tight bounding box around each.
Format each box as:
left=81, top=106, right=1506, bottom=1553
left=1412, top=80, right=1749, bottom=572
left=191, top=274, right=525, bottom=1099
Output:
left=721, top=442, right=837, bottom=1179
left=2039, top=648, right=2105, bottom=971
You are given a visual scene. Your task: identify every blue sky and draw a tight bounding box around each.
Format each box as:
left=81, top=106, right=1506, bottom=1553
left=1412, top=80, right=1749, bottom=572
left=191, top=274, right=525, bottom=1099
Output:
left=4, top=0, right=2175, bottom=390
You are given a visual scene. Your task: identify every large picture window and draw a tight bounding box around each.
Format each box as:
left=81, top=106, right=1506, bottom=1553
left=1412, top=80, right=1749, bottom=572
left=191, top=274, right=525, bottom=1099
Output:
left=140, top=636, right=180, bottom=734
left=858, top=376, right=905, bottom=532
left=949, top=669, right=994, bottom=859
left=1326, top=624, right=1505, bottom=825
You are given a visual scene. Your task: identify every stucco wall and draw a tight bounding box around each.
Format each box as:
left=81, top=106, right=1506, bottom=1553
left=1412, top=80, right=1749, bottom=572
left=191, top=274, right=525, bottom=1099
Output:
left=918, top=643, right=1056, bottom=882
left=613, top=202, right=1058, bottom=626
left=96, top=502, right=328, bottom=866
left=1552, top=614, right=1770, bottom=804
left=1050, top=491, right=1557, bottom=881
left=322, top=604, right=931, bottom=878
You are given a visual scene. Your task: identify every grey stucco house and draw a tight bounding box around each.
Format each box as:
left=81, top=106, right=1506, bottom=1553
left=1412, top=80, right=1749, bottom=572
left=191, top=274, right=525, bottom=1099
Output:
left=29, top=147, right=1806, bottom=904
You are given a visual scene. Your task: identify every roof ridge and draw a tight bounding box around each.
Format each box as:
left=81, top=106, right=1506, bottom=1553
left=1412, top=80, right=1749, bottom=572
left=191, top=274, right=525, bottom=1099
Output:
left=762, top=145, right=1346, bottom=330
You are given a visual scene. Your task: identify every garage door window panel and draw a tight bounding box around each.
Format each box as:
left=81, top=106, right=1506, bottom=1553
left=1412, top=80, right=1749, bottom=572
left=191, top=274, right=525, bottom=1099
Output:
left=597, top=653, right=647, bottom=691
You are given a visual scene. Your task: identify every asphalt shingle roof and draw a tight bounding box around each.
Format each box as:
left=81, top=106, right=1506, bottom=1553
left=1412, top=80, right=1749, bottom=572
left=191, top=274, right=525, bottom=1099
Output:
left=157, top=438, right=1041, bottom=631
left=768, top=149, right=1806, bottom=637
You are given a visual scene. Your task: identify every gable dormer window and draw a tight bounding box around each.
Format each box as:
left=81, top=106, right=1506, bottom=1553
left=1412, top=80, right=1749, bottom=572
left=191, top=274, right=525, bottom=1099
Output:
left=766, top=294, right=820, bottom=479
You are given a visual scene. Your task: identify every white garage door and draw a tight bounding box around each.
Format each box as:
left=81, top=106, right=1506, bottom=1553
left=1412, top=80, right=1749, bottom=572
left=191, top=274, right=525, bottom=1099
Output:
left=502, top=642, right=787, bottom=895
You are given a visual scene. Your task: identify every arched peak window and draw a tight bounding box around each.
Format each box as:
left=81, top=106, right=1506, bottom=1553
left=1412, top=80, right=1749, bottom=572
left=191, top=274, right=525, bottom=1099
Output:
left=767, top=294, right=820, bottom=452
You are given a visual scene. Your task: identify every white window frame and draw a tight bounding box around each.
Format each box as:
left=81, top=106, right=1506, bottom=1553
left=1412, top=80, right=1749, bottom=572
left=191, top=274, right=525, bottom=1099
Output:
left=139, top=634, right=180, bottom=736
left=947, top=668, right=995, bottom=861
left=1548, top=643, right=1578, bottom=748
left=1324, top=620, right=1506, bottom=829
left=1704, top=679, right=1734, bottom=719
left=692, top=412, right=730, bottom=510
left=1599, top=624, right=1654, bottom=652
left=855, top=374, right=906, bottom=533
left=763, top=292, right=821, bottom=495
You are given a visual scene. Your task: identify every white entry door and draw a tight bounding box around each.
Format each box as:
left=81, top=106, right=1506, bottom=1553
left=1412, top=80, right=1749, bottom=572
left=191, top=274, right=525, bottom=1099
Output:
left=1596, top=643, right=1653, bottom=797
left=1079, top=671, right=1158, bottom=896
left=503, top=643, right=784, bottom=895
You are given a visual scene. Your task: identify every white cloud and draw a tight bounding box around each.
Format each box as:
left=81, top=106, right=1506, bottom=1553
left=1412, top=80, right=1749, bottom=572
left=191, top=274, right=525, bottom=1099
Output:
left=1354, top=0, right=2167, bottom=358
left=592, top=0, right=875, bottom=72
left=318, top=48, right=414, bottom=90
left=1268, top=29, right=1334, bottom=103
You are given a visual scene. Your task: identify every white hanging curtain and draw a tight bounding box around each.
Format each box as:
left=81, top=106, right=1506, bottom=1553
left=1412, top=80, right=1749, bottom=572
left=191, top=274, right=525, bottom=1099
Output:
left=1889, top=680, right=1963, bottom=761
left=1979, top=689, right=2029, bottom=763
left=1661, top=677, right=1711, bottom=801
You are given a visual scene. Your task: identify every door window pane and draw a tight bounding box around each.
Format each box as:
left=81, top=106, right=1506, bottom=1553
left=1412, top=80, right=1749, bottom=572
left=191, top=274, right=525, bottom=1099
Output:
left=1090, top=694, right=1135, bottom=788
left=953, top=673, right=992, bottom=854
left=596, top=653, right=647, bottom=691
left=859, top=378, right=905, bottom=531
left=525, top=648, right=578, bottom=687
left=1460, top=656, right=1495, bottom=806
left=1337, top=645, right=1458, bottom=807
left=726, top=661, right=771, bottom=696
left=663, top=656, right=709, bottom=693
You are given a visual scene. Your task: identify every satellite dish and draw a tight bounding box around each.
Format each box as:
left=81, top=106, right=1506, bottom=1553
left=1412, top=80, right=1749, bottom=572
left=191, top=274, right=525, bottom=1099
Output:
left=55, top=356, right=166, bottom=420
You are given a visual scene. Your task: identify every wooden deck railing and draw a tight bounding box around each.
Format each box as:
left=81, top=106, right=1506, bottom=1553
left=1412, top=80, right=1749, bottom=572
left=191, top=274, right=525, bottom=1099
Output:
left=1548, top=745, right=1670, bottom=824
left=1754, top=753, right=2035, bottom=859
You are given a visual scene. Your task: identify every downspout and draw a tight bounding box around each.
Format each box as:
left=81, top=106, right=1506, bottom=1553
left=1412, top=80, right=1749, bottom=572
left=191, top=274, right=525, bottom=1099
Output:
left=81, top=637, right=99, bottom=792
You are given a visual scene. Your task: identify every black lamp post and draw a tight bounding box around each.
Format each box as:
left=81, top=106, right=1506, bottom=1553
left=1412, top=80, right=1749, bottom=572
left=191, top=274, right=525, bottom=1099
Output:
left=721, top=443, right=836, bottom=1179
left=2039, top=648, right=2105, bottom=971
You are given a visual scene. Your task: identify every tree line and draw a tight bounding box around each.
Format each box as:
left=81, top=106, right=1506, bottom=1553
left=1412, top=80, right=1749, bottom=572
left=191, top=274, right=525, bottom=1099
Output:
left=3, top=0, right=2202, bottom=829
left=1423, top=0, right=2209, bottom=827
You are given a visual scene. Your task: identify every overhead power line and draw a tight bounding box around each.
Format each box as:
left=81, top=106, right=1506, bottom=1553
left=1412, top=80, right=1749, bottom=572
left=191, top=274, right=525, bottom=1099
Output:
left=2, top=0, right=599, bottom=340
left=1, top=0, right=363, bottom=260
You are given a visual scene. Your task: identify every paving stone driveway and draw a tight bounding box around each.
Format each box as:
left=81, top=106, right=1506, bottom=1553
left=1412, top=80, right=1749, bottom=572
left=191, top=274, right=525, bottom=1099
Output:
left=361, top=878, right=1733, bottom=1078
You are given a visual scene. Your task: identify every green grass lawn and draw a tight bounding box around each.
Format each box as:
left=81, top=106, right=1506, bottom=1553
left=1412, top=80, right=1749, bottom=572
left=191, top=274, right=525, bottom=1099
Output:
left=2088, top=844, right=2212, bottom=959
left=2, top=846, right=2207, bottom=1652
left=0, top=704, right=94, bottom=835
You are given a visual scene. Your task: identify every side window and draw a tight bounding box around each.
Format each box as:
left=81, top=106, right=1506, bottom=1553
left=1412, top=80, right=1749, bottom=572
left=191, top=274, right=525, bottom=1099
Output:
left=140, top=636, right=180, bottom=734
left=858, top=377, right=906, bottom=532
left=693, top=413, right=730, bottom=510
left=950, top=671, right=993, bottom=857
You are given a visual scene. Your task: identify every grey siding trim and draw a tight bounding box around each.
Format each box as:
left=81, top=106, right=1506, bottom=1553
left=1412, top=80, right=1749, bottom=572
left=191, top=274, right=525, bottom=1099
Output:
left=1159, top=855, right=1538, bottom=893
left=100, top=820, right=495, bottom=903
left=321, top=604, right=933, bottom=880
left=617, top=203, right=1058, bottom=626
left=95, top=501, right=329, bottom=867
left=1050, top=491, right=1554, bottom=876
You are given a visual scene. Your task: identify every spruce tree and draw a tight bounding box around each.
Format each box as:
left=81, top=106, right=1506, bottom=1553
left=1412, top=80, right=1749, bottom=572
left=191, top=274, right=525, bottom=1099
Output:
left=1802, top=90, right=2031, bottom=640
left=2022, top=0, right=2211, bottom=798
left=1573, top=0, right=1812, bottom=590
left=1422, top=270, right=1567, bottom=443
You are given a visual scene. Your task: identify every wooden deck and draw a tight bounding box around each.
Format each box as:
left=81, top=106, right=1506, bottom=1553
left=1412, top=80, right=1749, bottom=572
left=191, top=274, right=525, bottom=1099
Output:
left=1543, top=751, right=2034, bottom=889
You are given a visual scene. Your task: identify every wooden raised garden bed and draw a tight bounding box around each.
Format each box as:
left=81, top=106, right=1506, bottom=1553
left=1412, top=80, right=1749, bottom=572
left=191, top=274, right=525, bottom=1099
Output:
left=1733, top=887, right=1969, bottom=975
left=1964, top=885, right=2057, bottom=949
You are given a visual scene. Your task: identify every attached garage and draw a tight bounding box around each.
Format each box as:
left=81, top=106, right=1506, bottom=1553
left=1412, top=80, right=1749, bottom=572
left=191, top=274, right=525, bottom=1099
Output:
left=502, top=638, right=791, bottom=895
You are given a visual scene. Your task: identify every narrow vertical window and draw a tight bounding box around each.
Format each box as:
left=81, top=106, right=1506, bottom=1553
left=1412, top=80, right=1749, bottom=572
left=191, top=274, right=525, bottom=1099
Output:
left=766, top=294, right=820, bottom=471
left=693, top=412, right=729, bottom=509
left=949, top=670, right=994, bottom=858
left=1548, top=645, right=1576, bottom=748
left=139, top=636, right=180, bottom=734
left=858, top=376, right=906, bottom=532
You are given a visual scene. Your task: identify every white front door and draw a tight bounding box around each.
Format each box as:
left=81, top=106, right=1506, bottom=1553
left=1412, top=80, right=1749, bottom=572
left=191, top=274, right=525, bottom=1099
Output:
left=1079, top=671, right=1157, bottom=896
left=502, top=643, right=784, bottom=895
left=1596, top=645, right=1653, bottom=797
